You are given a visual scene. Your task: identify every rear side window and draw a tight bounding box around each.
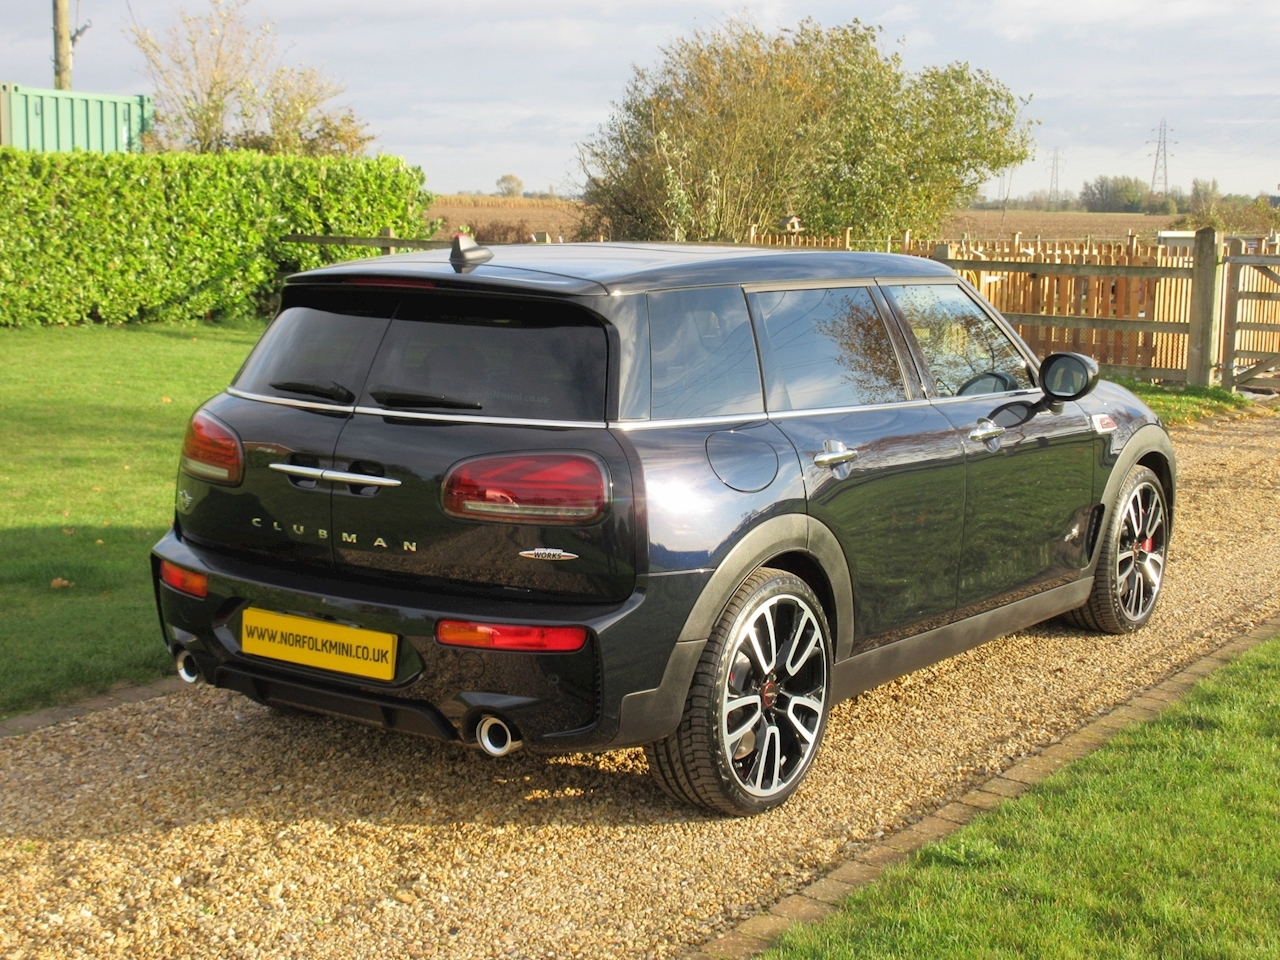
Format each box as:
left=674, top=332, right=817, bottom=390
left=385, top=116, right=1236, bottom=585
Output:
left=749, top=286, right=907, bottom=410
left=364, top=295, right=607, bottom=422
left=884, top=284, right=1033, bottom=397
left=234, top=291, right=396, bottom=404
left=648, top=287, right=763, bottom=420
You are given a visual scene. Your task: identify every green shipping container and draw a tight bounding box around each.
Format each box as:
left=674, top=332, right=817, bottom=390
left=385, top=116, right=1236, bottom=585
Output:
left=0, top=83, right=153, bottom=154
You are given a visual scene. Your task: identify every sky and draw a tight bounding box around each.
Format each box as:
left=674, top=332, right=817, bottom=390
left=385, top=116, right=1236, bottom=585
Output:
left=4, top=0, right=1279, bottom=199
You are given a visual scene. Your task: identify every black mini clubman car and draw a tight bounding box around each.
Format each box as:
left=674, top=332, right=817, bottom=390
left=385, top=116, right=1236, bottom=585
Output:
left=152, top=238, right=1175, bottom=815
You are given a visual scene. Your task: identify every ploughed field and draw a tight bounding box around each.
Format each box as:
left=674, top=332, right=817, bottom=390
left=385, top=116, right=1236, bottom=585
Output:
left=1, top=411, right=1277, bottom=960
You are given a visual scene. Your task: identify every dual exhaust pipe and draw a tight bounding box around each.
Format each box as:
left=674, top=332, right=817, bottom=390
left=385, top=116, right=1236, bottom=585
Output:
left=173, top=648, right=201, bottom=684
left=172, top=646, right=522, bottom=757
left=475, top=714, right=522, bottom=756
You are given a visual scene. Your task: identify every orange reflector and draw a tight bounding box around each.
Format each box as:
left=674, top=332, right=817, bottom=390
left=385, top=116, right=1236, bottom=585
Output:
left=436, top=619, right=587, bottom=652
left=160, top=560, right=208, bottom=598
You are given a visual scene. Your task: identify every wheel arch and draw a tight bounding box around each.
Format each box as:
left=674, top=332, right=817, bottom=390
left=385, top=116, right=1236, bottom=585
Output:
left=675, top=513, right=855, bottom=661
left=1087, top=423, right=1177, bottom=577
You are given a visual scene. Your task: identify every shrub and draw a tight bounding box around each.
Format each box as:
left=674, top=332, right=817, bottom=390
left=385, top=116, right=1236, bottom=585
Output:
left=0, top=150, right=437, bottom=327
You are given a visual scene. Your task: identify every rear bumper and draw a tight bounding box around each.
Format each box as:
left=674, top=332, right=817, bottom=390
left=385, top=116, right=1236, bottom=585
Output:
left=151, top=530, right=711, bottom=752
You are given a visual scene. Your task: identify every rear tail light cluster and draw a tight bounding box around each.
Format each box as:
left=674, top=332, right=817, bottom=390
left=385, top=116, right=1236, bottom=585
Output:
left=442, top=455, right=607, bottom=524
left=436, top=619, right=588, bottom=652
left=181, top=409, right=244, bottom=485
left=159, top=560, right=209, bottom=598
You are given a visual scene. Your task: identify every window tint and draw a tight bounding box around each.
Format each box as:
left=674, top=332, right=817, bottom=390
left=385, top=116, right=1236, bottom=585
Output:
left=750, top=287, right=906, bottom=410
left=884, top=284, right=1033, bottom=397
left=235, top=295, right=394, bottom=404
left=648, top=287, right=763, bottom=419
left=365, top=296, right=607, bottom=421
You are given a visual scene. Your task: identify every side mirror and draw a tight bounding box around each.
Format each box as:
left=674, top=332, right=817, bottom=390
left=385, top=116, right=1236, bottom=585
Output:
left=1039, top=352, right=1099, bottom=402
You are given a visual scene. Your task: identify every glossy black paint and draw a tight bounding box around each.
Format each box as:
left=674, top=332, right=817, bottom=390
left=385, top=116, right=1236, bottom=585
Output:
left=931, top=393, right=1097, bottom=613
left=154, top=245, right=1177, bottom=758
left=328, top=417, right=637, bottom=601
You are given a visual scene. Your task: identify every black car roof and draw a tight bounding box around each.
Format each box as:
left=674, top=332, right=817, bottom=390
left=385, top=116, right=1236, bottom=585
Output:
left=288, top=242, right=956, bottom=297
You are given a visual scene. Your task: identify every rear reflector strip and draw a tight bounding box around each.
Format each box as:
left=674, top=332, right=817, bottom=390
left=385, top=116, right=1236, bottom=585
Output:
left=160, top=560, right=209, bottom=598
left=436, top=620, right=588, bottom=652
left=442, top=454, right=607, bottom=525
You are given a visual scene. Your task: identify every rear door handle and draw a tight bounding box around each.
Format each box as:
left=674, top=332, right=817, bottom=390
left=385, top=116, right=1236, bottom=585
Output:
left=968, top=418, right=1006, bottom=443
left=813, top=440, right=859, bottom=467
left=268, top=463, right=401, bottom=487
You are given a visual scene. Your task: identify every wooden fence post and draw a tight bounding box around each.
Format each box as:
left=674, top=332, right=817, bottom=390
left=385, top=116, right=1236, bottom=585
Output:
left=1221, top=238, right=1245, bottom=391
left=379, top=226, right=396, bottom=256
left=1187, top=226, right=1221, bottom=387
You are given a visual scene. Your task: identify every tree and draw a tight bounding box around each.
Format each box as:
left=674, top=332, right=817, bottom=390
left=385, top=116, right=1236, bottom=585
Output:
left=1079, top=175, right=1149, bottom=213
left=495, top=174, right=523, bottom=197
left=130, top=0, right=372, bottom=155
left=576, top=19, right=1032, bottom=242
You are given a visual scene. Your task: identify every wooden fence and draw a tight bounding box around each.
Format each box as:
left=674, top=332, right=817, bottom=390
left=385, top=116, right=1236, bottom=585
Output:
left=285, top=226, right=1280, bottom=390
left=748, top=226, right=1280, bottom=388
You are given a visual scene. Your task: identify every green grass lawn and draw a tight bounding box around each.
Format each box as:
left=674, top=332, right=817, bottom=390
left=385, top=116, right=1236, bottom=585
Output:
left=1117, top=378, right=1254, bottom=425
left=0, top=321, right=263, bottom=718
left=770, top=636, right=1280, bottom=959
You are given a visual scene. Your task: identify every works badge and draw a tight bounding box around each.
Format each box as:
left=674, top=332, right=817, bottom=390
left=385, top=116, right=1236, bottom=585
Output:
left=518, top=548, right=579, bottom=562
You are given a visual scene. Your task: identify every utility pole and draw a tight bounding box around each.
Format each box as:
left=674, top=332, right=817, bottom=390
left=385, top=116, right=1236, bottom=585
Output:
left=53, top=0, right=72, bottom=90
left=1049, top=148, right=1060, bottom=207
left=1150, top=119, right=1169, bottom=197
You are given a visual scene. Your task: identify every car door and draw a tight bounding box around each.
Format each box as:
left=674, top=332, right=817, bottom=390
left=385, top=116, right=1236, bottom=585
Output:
left=880, top=280, right=1097, bottom=616
left=747, top=282, right=967, bottom=657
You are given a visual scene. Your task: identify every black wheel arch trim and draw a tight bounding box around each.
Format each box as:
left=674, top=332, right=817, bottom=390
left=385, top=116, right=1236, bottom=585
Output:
left=673, top=513, right=854, bottom=659
left=609, top=514, right=854, bottom=749
left=1088, top=422, right=1177, bottom=577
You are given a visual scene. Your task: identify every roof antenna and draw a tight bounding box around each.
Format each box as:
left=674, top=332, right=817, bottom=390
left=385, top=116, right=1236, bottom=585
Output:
left=450, top=233, right=494, bottom=273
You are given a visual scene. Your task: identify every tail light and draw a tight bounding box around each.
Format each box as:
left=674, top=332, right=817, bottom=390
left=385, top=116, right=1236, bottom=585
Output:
left=159, top=560, right=209, bottom=598
left=180, top=409, right=244, bottom=485
left=442, top=454, right=607, bottom=524
left=436, top=619, right=588, bottom=652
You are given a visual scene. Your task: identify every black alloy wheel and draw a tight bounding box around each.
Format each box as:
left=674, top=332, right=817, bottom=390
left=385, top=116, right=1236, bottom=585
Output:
left=645, top=568, right=832, bottom=816
left=1067, top=464, right=1169, bottom=633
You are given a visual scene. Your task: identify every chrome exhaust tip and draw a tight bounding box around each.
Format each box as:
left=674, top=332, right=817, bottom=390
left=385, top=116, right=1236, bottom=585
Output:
left=174, top=649, right=201, bottom=684
left=476, top=715, right=522, bottom=757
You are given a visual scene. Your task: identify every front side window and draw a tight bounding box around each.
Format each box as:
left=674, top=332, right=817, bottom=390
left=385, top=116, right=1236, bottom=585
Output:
left=883, top=284, right=1033, bottom=398
left=749, top=286, right=907, bottom=410
left=648, top=287, right=763, bottom=419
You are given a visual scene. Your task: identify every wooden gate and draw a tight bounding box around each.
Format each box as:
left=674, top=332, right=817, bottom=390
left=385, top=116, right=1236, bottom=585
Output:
left=1221, top=244, right=1280, bottom=391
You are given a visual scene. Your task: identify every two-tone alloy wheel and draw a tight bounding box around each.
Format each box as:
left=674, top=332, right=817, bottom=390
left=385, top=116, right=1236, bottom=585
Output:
left=1067, top=464, right=1169, bottom=633
left=646, top=568, right=832, bottom=815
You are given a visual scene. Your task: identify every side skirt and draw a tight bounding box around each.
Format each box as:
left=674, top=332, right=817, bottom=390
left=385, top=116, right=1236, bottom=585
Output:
left=831, top=579, right=1093, bottom=703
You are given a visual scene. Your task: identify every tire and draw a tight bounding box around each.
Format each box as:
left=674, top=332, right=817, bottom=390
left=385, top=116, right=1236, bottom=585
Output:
left=1066, top=464, right=1169, bottom=634
left=645, top=568, right=832, bottom=816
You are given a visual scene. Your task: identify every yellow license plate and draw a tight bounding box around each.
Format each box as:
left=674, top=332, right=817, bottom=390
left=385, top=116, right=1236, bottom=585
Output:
left=240, top=608, right=398, bottom=681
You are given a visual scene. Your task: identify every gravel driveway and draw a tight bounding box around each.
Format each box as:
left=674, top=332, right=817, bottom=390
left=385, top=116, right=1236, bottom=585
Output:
left=3, top=411, right=1278, bottom=960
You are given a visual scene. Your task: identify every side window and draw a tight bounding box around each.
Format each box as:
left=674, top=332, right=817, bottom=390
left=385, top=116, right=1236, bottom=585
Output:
left=883, top=284, right=1033, bottom=398
left=648, top=287, right=764, bottom=419
left=749, top=286, right=907, bottom=410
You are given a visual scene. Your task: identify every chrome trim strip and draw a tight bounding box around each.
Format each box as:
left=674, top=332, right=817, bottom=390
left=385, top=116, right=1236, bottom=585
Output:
left=268, top=463, right=402, bottom=487
left=609, top=413, right=767, bottom=431
left=742, top=278, right=878, bottom=294
left=928, top=388, right=1042, bottom=405
left=226, top=387, right=354, bottom=414
left=766, top=398, right=932, bottom=419
left=352, top=406, right=607, bottom=430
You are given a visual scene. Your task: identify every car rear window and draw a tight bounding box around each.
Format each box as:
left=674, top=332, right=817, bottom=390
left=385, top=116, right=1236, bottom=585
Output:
left=233, top=291, right=397, bottom=405
left=363, top=295, right=608, bottom=422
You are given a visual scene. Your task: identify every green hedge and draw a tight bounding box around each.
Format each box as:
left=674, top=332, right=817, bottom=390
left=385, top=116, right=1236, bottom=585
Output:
left=0, top=150, right=436, bottom=326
